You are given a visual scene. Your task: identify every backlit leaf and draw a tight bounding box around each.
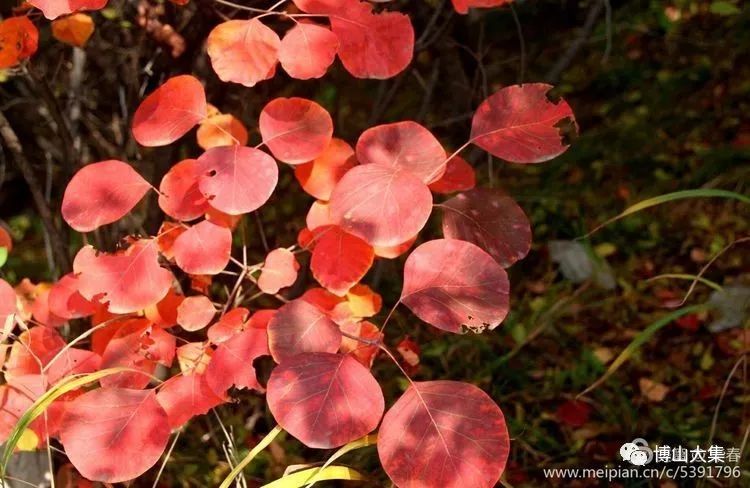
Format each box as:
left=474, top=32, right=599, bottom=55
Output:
left=471, top=83, right=576, bottom=163
left=51, top=13, right=94, bottom=47
left=156, top=373, right=225, bottom=429
left=0, top=16, right=39, bottom=68
left=279, top=22, right=338, bottom=80
left=267, top=299, right=342, bottom=363
left=73, top=240, right=173, bottom=314
left=428, top=155, right=476, bottom=194
left=310, top=225, right=374, bottom=296
left=59, top=388, right=171, bottom=483
left=132, top=75, right=207, bottom=147
left=357, top=121, right=446, bottom=183
left=267, top=352, right=384, bottom=448
left=401, top=239, right=509, bottom=333
left=329, top=165, right=433, bottom=247
left=451, top=0, right=513, bottom=15
left=158, top=159, right=210, bottom=221
left=172, top=220, right=232, bottom=275
left=204, top=326, right=269, bottom=396
left=378, top=381, right=510, bottom=488
left=28, top=0, right=107, bottom=20
left=62, top=160, right=150, bottom=232
left=197, top=145, right=278, bottom=215
left=259, top=97, right=333, bottom=164
left=294, top=138, right=356, bottom=201
left=259, top=248, right=300, bottom=295
left=207, top=19, right=280, bottom=87
left=48, top=273, right=96, bottom=320
left=197, top=113, right=249, bottom=149
left=176, top=295, right=216, bottom=331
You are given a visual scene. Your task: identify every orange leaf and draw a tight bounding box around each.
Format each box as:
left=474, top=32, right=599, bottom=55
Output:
left=51, top=13, right=94, bottom=47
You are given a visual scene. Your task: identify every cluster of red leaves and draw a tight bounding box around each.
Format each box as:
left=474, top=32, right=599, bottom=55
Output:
left=0, top=1, right=581, bottom=487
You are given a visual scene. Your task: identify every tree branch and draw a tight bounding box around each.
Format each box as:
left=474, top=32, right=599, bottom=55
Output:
left=0, top=110, right=72, bottom=273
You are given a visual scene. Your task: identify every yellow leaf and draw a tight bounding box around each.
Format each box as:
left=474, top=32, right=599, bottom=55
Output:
left=52, top=14, right=95, bottom=48
left=16, top=429, right=38, bottom=451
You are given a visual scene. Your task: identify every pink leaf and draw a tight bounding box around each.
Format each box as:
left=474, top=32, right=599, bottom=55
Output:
left=5, top=327, right=65, bottom=380
left=259, top=97, right=333, bottom=164
left=331, top=1, right=414, bottom=79
left=132, top=75, right=207, bottom=147
left=197, top=145, right=278, bottom=215
left=29, top=0, right=107, bottom=20
left=73, top=240, right=173, bottom=314
left=267, top=299, right=342, bottom=363
left=62, top=160, right=151, bottom=232
left=258, top=248, right=300, bottom=295
left=172, top=220, right=232, bottom=275
left=279, top=22, right=338, bottom=80
left=310, top=225, right=374, bottom=296
left=441, top=188, right=531, bottom=267
left=329, top=164, right=432, bottom=247
left=378, top=381, right=510, bottom=488
left=156, top=373, right=225, bottom=429
left=45, top=348, right=101, bottom=385
left=207, top=307, right=249, bottom=344
left=401, top=239, right=509, bottom=333
left=357, top=121, right=446, bottom=183
left=266, top=352, right=384, bottom=448
left=204, top=326, right=269, bottom=396
left=471, top=83, right=577, bottom=163
left=0, top=278, right=17, bottom=332
left=428, top=155, right=476, bottom=194
left=207, top=19, right=280, bottom=87
left=158, top=159, right=210, bottom=221
left=59, top=388, right=171, bottom=483
left=176, top=295, right=216, bottom=331
left=48, top=273, right=96, bottom=320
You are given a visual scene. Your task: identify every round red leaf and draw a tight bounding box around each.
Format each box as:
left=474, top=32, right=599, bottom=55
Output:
left=428, top=155, right=476, bottom=194
left=62, top=160, right=151, bottom=232
left=470, top=83, right=577, bottom=163
left=197, top=145, right=278, bottom=215
left=48, top=273, right=96, bottom=320
left=310, top=225, right=374, bottom=296
left=258, top=248, right=300, bottom=295
left=267, top=299, right=342, bottom=363
left=132, top=75, right=207, bottom=147
left=378, top=381, right=510, bottom=488
left=204, top=326, right=269, bottom=396
left=207, top=19, right=280, bottom=87
left=156, top=374, right=225, bottom=429
left=73, top=240, right=173, bottom=314
left=59, top=388, right=171, bottom=483
left=441, top=188, right=531, bottom=267
left=267, top=352, right=384, bottom=448
left=158, top=159, right=209, bottom=221
left=259, top=97, right=333, bottom=164
left=356, top=121, right=446, bottom=183
left=176, top=295, right=216, bottom=331
left=331, top=1, right=414, bottom=79
left=329, top=164, right=433, bottom=247
left=172, top=220, right=232, bottom=275
left=279, top=22, right=338, bottom=80
left=401, top=239, right=509, bottom=333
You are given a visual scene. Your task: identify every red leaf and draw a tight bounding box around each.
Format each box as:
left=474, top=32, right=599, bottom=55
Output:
left=258, top=248, right=300, bottom=295
left=100, top=319, right=175, bottom=388
left=156, top=374, right=225, bottom=429
left=207, top=19, right=280, bottom=87
left=339, top=320, right=381, bottom=367
left=28, top=0, right=107, bottom=19
left=172, top=220, right=232, bottom=275
left=59, top=388, right=171, bottom=483
left=294, top=138, right=356, bottom=201
left=5, top=327, right=65, bottom=380
left=556, top=399, right=592, bottom=428
left=329, top=164, right=433, bottom=247
left=204, top=326, right=269, bottom=396
left=207, top=307, right=249, bottom=344
left=428, top=155, right=476, bottom=194
left=144, top=288, right=184, bottom=328
left=471, top=83, right=577, bottom=163
left=73, top=240, right=173, bottom=313
left=259, top=97, right=333, bottom=164
left=310, top=225, right=374, bottom=296
left=356, top=121, right=446, bottom=183
left=401, top=239, right=509, bottom=333
left=45, top=348, right=101, bottom=385
left=176, top=295, right=216, bottom=331
left=267, top=352, right=384, bottom=448
left=132, top=75, right=207, bottom=147
left=279, top=22, right=338, bottom=80
left=331, top=1, right=414, bottom=79
left=62, top=160, right=151, bottom=232
left=158, top=159, right=210, bottom=221
left=378, top=381, right=510, bottom=488
left=441, top=188, right=531, bottom=267
left=197, top=145, right=278, bottom=215
left=395, top=336, right=420, bottom=369
left=0, top=279, right=16, bottom=334
left=451, top=0, right=513, bottom=15
left=48, top=273, right=96, bottom=320
left=0, top=16, right=39, bottom=68
left=267, top=299, right=342, bottom=363
left=373, top=235, right=417, bottom=259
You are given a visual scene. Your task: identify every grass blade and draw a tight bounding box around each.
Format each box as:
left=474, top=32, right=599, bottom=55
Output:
left=305, top=434, right=376, bottom=487
left=219, top=425, right=283, bottom=488
left=262, top=466, right=365, bottom=488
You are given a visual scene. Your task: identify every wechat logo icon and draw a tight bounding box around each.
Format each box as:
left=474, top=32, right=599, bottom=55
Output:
left=620, top=438, right=653, bottom=466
